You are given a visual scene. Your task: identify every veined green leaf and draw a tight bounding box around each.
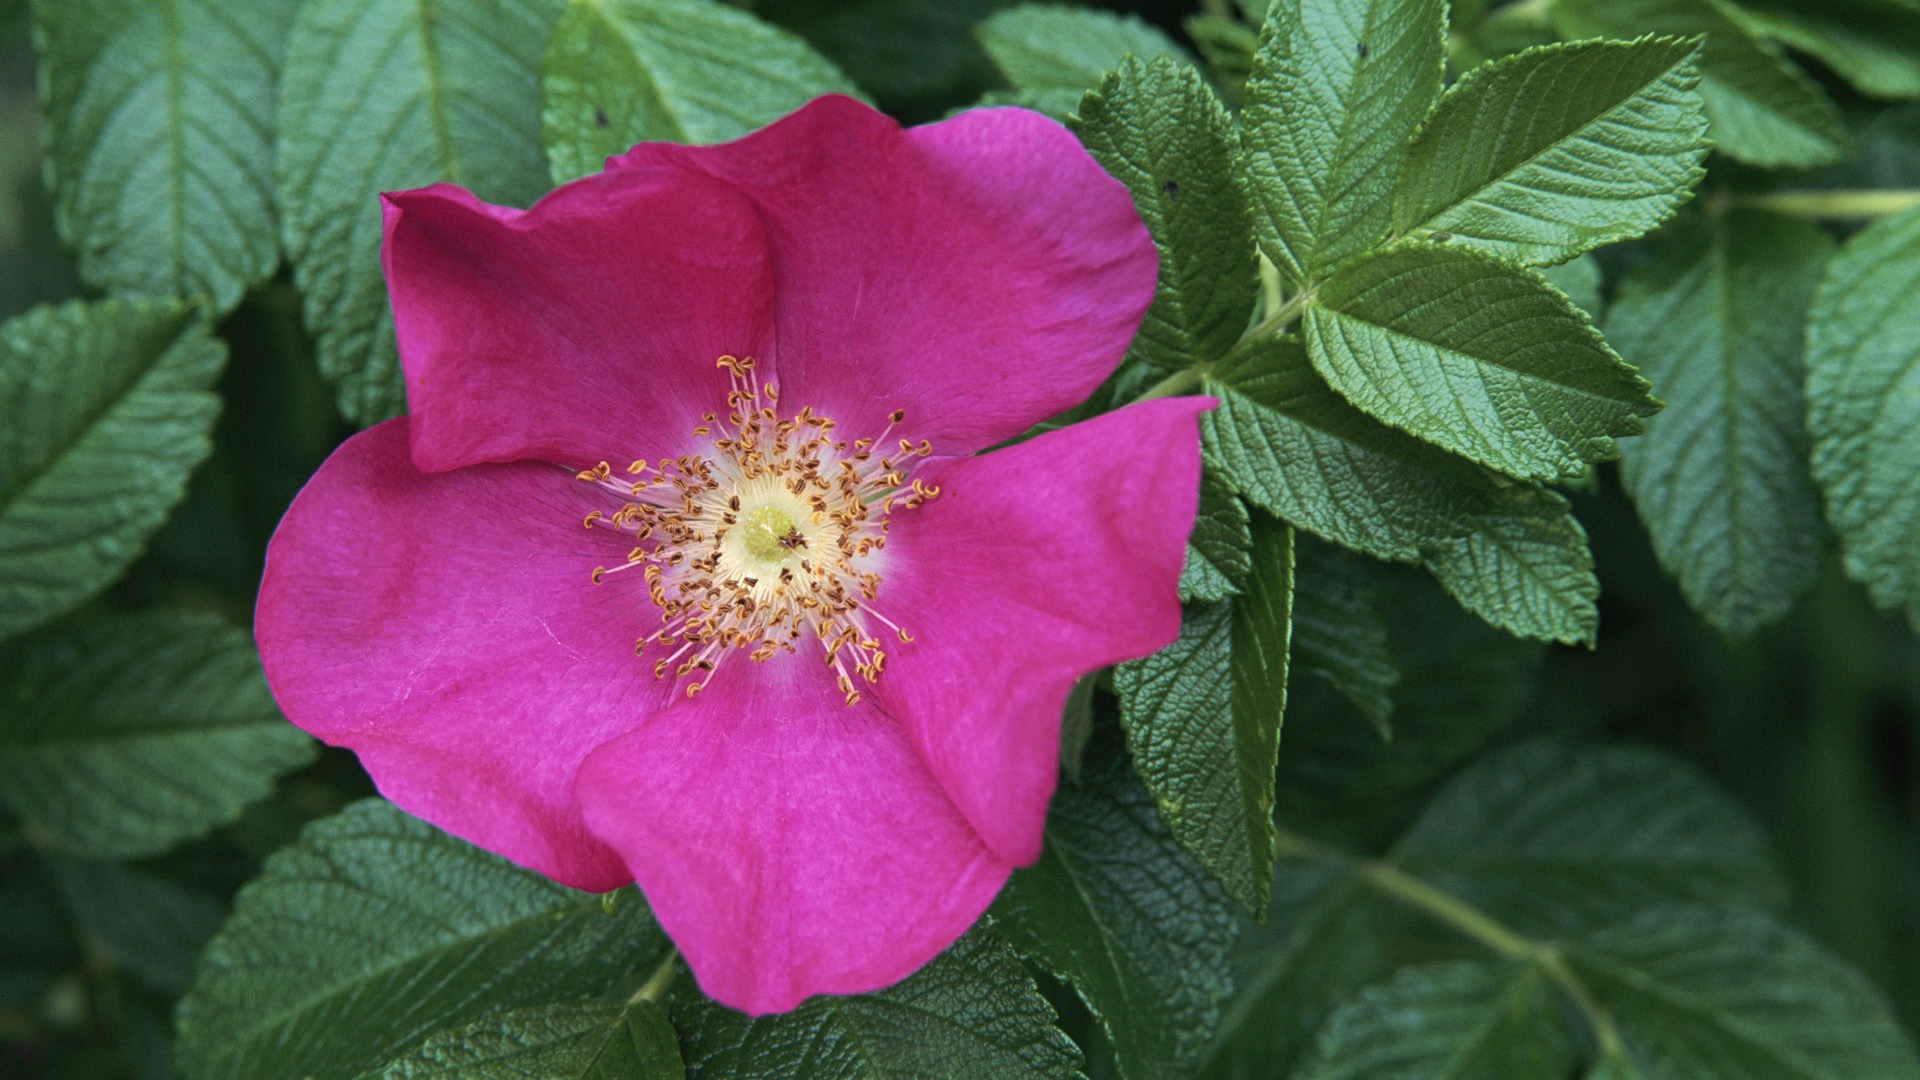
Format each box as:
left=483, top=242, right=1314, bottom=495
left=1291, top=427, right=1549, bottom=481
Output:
left=175, top=800, right=669, bottom=1080
left=0, top=299, right=223, bottom=641
left=1805, top=203, right=1920, bottom=629
left=1289, top=536, right=1396, bottom=735
left=1540, top=255, right=1602, bottom=317
left=977, top=3, right=1187, bottom=120
left=1296, top=960, right=1577, bottom=1080
left=1183, top=467, right=1252, bottom=603
left=542, top=0, right=859, bottom=185
left=361, top=1001, right=683, bottom=1080
left=33, top=0, right=297, bottom=310
left=1424, top=483, right=1600, bottom=647
left=278, top=0, right=562, bottom=426
left=1074, top=55, right=1258, bottom=373
left=1184, top=12, right=1257, bottom=101
left=48, top=857, right=225, bottom=994
left=672, top=926, right=1082, bottom=1079
left=1730, top=0, right=1920, bottom=100
left=0, top=612, right=313, bottom=859
left=1393, top=38, right=1708, bottom=266
left=1239, top=0, right=1446, bottom=285
left=1305, top=244, right=1660, bottom=481
left=1614, top=210, right=1833, bottom=636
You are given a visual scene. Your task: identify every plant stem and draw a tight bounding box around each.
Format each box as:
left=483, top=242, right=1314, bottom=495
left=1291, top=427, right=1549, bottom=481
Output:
left=631, top=949, right=678, bottom=1005
left=1242, top=285, right=1315, bottom=343
left=1136, top=365, right=1209, bottom=401
left=1731, top=189, right=1920, bottom=220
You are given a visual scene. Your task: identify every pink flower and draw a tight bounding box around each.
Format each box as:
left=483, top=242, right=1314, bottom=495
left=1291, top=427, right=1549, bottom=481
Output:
left=256, top=95, right=1208, bottom=1014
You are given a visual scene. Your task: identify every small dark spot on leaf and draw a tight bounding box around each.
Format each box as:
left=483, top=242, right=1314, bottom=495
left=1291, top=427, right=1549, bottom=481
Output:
left=594, top=107, right=609, bottom=128
left=1357, top=41, right=1369, bottom=58
left=1429, top=230, right=1453, bottom=243
left=1163, top=180, right=1179, bottom=201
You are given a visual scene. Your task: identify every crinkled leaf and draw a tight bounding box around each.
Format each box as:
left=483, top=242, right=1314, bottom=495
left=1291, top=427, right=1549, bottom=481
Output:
left=1424, top=483, right=1600, bottom=646
left=1393, top=38, right=1708, bottom=266
left=48, top=857, right=225, bottom=994
left=976, top=3, right=1187, bottom=120
left=672, top=926, right=1081, bottom=1079
left=1805, top=203, right=1920, bottom=629
left=1614, top=210, right=1833, bottom=636
left=1184, top=13, right=1257, bottom=101
left=1731, top=0, right=1920, bottom=100
left=362, top=1001, right=683, bottom=1080
left=1296, top=960, right=1577, bottom=1080
left=542, top=0, right=859, bottom=185
left=0, top=299, right=223, bottom=641
left=277, top=0, right=562, bottom=425
left=33, top=0, right=297, bottom=311
left=1305, top=244, right=1660, bottom=481
left=1183, top=467, right=1252, bottom=603
left=1289, top=536, right=1396, bottom=734
left=1239, top=0, right=1446, bottom=285
left=1073, top=55, right=1257, bottom=373
left=175, top=800, right=670, bottom=1080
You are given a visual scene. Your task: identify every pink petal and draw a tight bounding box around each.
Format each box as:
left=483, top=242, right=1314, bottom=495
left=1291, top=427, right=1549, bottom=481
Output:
left=871, top=397, right=1213, bottom=864
left=610, top=96, right=1157, bottom=456
left=573, top=655, right=1010, bottom=1015
left=381, top=169, right=775, bottom=474
left=256, top=419, right=680, bottom=891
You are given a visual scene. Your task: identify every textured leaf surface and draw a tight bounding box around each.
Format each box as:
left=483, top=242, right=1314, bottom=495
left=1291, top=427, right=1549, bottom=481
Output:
left=278, top=0, right=562, bottom=425
left=1393, top=38, right=1708, bottom=266
left=364, top=1001, right=683, bottom=1079
left=542, top=0, right=858, bottom=184
left=1183, top=467, right=1251, bottom=603
left=34, top=0, right=297, bottom=310
left=1202, top=336, right=1495, bottom=562
left=175, top=800, right=669, bottom=1080
left=1424, top=484, right=1600, bottom=646
left=1239, top=0, right=1445, bottom=284
left=977, top=3, right=1186, bottom=119
left=1806, top=203, right=1920, bottom=629
left=994, top=732, right=1238, bottom=1080
left=673, top=927, right=1081, bottom=1079
left=1614, top=210, right=1832, bottom=636
left=1074, top=55, right=1256, bottom=373
left=0, top=301, right=223, bottom=640
left=1553, top=0, right=1847, bottom=168
left=1289, top=537, right=1396, bottom=733
left=1540, top=256, right=1602, bottom=316
left=1297, top=960, right=1576, bottom=1080
left=1305, top=244, right=1659, bottom=481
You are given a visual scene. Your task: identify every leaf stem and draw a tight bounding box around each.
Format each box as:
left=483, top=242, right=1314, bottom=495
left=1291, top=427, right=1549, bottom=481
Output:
left=1135, top=365, right=1210, bottom=401
left=1242, top=285, right=1316, bottom=343
left=631, top=949, right=679, bottom=1005
left=1729, top=189, right=1920, bottom=220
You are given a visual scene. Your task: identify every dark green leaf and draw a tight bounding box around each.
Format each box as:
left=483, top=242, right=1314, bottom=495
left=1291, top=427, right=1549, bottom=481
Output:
left=977, top=3, right=1187, bottom=120
left=277, top=0, right=562, bottom=425
left=1305, top=244, right=1660, bottom=481
left=1424, top=483, right=1600, bottom=647
left=48, top=857, right=224, bottom=993
left=1183, top=467, right=1252, bottom=603
left=1730, top=0, right=1920, bottom=100
left=175, top=799, right=670, bottom=1080
left=1289, top=536, right=1396, bottom=734
left=363, top=1001, right=684, bottom=1080
left=1540, top=255, right=1603, bottom=318
left=1614, top=210, right=1833, bottom=636
left=541, top=0, right=859, bottom=185
left=1296, top=960, right=1577, bottom=1080
left=1393, top=38, right=1708, bottom=266
left=0, top=299, right=223, bottom=641
left=33, top=0, right=297, bottom=311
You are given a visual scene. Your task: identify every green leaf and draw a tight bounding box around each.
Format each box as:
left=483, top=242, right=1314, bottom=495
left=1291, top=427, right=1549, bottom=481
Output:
left=48, top=857, right=225, bottom=994
left=671, top=926, right=1082, bottom=1079
left=1073, top=55, right=1257, bottom=373
left=1805, top=202, right=1920, bottom=629
left=277, top=0, right=562, bottom=426
left=362, top=1001, right=684, bottom=1080
left=175, top=799, right=670, bottom=1080
left=1296, top=960, right=1576, bottom=1080
left=1183, top=467, right=1252, bottom=603
left=1305, top=243, right=1660, bottom=481
left=0, top=612, right=311, bottom=858
left=1114, top=515, right=1292, bottom=911
left=1394, top=740, right=1787, bottom=935
left=1392, top=38, right=1708, bottom=266
left=1202, top=336, right=1496, bottom=563
left=1289, top=536, right=1397, bottom=734
left=1239, top=0, right=1446, bottom=285
left=1552, top=0, right=1847, bottom=169
left=0, top=299, right=223, bottom=641
left=1540, top=255, right=1603, bottom=317
left=1572, top=907, right=1920, bottom=1079
left=1730, top=0, right=1920, bottom=100
left=976, top=3, right=1187, bottom=120
left=1424, top=483, right=1600, bottom=646
left=32, top=0, right=297, bottom=311
left=1614, top=210, right=1833, bottom=636
left=993, top=730, right=1238, bottom=1080
left=1184, top=13, right=1257, bottom=101
left=541, top=0, right=860, bottom=185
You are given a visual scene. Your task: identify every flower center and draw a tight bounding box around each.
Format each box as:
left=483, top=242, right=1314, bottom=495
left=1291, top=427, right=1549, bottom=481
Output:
left=573, top=355, right=937, bottom=704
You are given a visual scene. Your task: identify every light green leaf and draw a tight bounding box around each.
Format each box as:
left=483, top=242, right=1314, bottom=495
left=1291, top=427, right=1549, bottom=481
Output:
left=672, top=926, right=1082, bottom=1079
left=994, top=731, right=1238, bottom=1080
left=1552, top=0, right=1847, bottom=169
left=1305, top=243, right=1660, bottom=481
left=33, top=0, right=297, bottom=311
left=278, top=0, right=563, bottom=426
left=1572, top=907, right=1920, bottom=1079
left=541, top=0, right=859, bottom=185
left=1289, top=536, right=1396, bottom=734
left=977, top=3, right=1187, bottom=120
left=1614, top=210, right=1833, bottom=636
left=48, top=857, right=225, bottom=994
left=175, top=800, right=669, bottom=1080
left=1201, top=336, right=1496, bottom=563
left=362, top=1001, right=683, bottom=1080
left=1239, top=0, right=1446, bottom=285
left=1393, top=38, right=1708, bottom=266
left=1296, top=960, right=1576, bottom=1080
left=1115, top=516, right=1292, bottom=911
left=1805, top=202, right=1920, bottom=629
left=1424, top=483, right=1600, bottom=647
left=1184, top=12, right=1257, bottom=101
left=1540, top=255, right=1602, bottom=317
left=1730, top=0, right=1920, bottom=100
left=1074, top=55, right=1257, bottom=373
left=1183, top=467, right=1252, bottom=603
